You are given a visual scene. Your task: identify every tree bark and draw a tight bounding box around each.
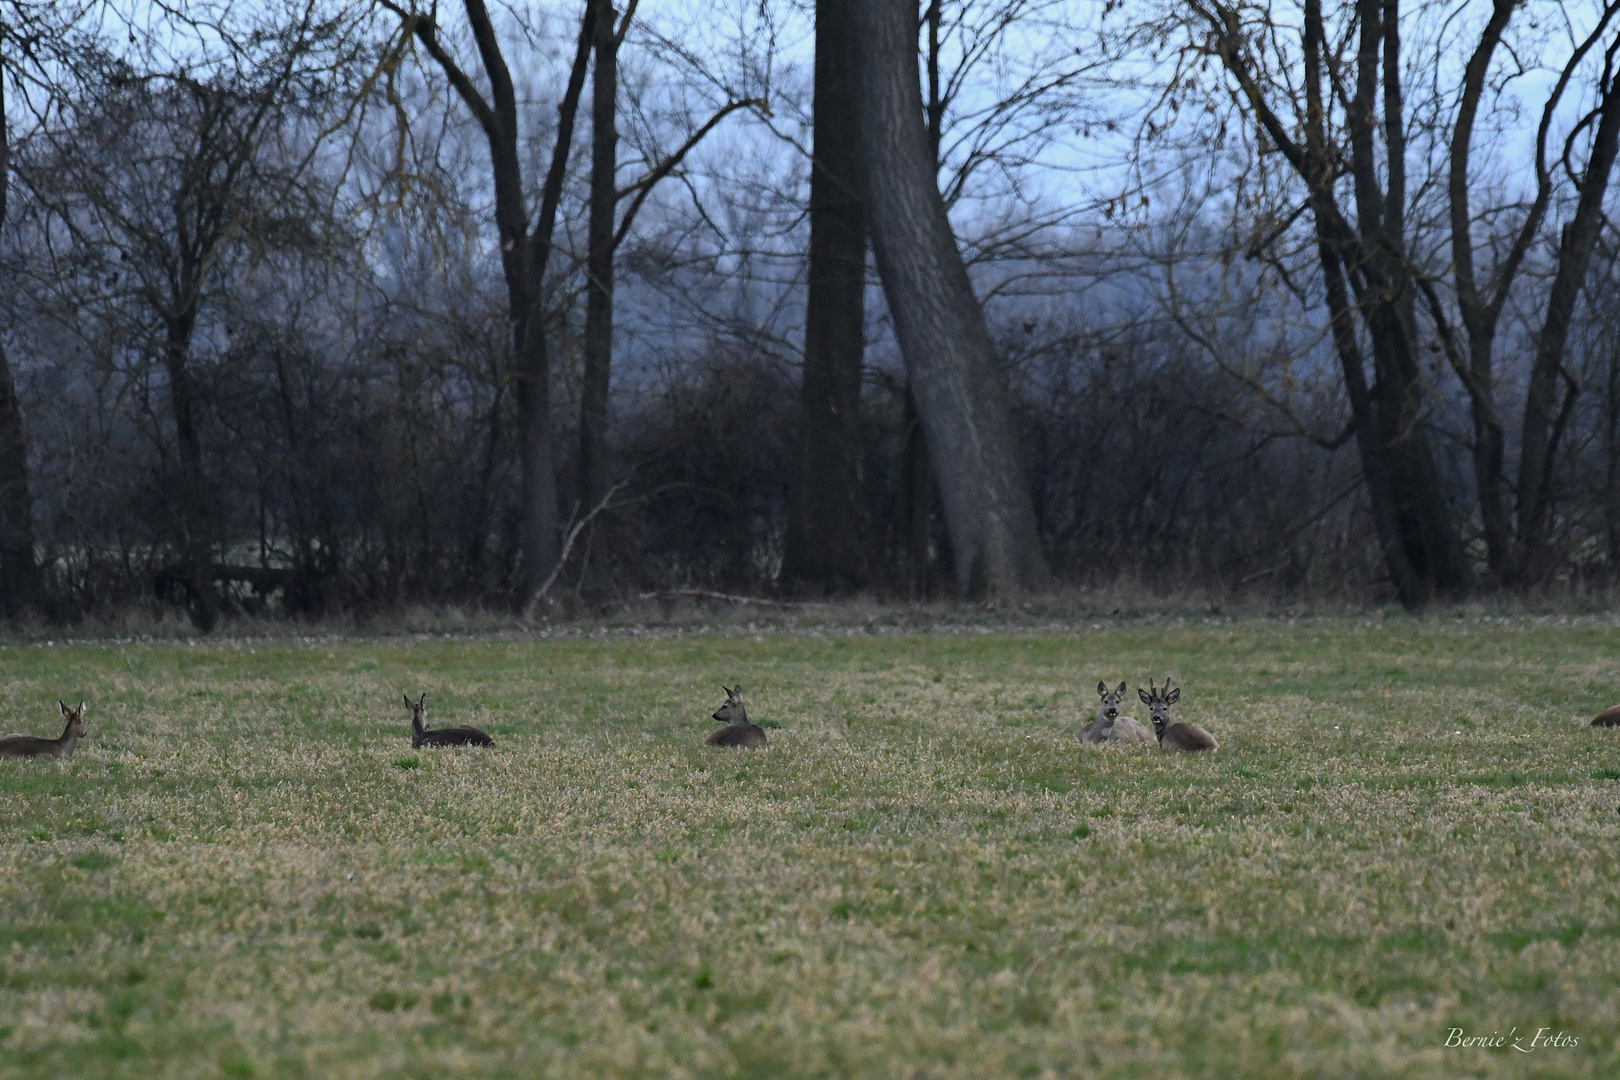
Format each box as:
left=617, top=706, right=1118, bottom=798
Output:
left=896, top=384, right=932, bottom=593
left=164, top=307, right=218, bottom=632
left=1446, top=0, right=1516, bottom=579
left=1298, top=7, right=1427, bottom=606
left=1515, top=49, right=1620, bottom=580
left=578, top=0, right=618, bottom=515
left=1608, top=335, right=1620, bottom=572
left=1347, top=0, right=1469, bottom=597
left=852, top=0, right=1049, bottom=596
left=0, top=73, right=41, bottom=616
left=781, top=0, right=868, bottom=594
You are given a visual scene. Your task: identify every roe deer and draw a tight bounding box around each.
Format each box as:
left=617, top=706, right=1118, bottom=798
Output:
left=706, top=685, right=767, bottom=748
left=1592, top=704, right=1620, bottom=727
left=1140, top=678, right=1218, bottom=752
left=1080, top=680, right=1154, bottom=744
left=0, top=701, right=88, bottom=760
left=404, top=694, right=494, bottom=748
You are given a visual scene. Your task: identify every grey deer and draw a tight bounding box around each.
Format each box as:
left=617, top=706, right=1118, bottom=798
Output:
left=706, top=685, right=767, bottom=748
left=1080, top=680, right=1154, bottom=744
left=404, top=694, right=494, bottom=748
left=1140, top=678, right=1218, bottom=752
left=0, top=701, right=88, bottom=760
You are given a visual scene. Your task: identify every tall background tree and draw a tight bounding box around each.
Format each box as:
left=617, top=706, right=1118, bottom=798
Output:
left=0, top=30, right=39, bottom=615
left=853, top=0, right=1050, bottom=596
left=780, top=0, right=868, bottom=595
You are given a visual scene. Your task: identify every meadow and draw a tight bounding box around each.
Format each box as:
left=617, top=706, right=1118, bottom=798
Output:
left=0, top=614, right=1617, bottom=1078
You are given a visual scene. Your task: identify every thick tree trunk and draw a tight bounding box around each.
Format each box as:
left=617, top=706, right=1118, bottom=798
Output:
left=1314, top=224, right=1429, bottom=608
left=781, top=0, right=867, bottom=594
left=852, top=0, right=1049, bottom=596
left=0, top=73, right=39, bottom=616
left=578, top=0, right=618, bottom=516
left=896, top=384, right=932, bottom=593
left=164, top=310, right=218, bottom=632
left=0, top=337, right=38, bottom=617
left=1514, top=66, right=1620, bottom=580
left=1348, top=0, right=1469, bottom=598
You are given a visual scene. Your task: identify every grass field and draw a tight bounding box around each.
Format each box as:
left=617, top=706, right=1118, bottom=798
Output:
left=0, top=615, right=1618, bottom=1078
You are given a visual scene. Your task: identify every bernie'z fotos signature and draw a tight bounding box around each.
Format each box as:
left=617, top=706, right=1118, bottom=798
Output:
left=1445, top=1027, right=1578, bottom=1052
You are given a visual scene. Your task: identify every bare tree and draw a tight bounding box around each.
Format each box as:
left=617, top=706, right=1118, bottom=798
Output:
left=781, top=0, right=868, bottom=594
left=1503, top=7, right=1620, bottom=580
left=1165, top=0, right=1476, bottom=606
left=0, top=35, right=38, bottom=614
left=18, top=5, right=358, bottom=630
left=1170, top=0, right=1620, bottom=595
left=854, top=0, right=1049, bottom=596
left=577, top=0, right=624, bottom=518
left=574, top=3, right=764, bottom=517
left=0, top=0, right=83, bottom=614
left=382, top=0, right=603, bottom=609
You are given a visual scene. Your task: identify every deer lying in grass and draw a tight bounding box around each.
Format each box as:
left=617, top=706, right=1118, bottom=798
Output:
left=0, top=701, right=87, bottom=760
left=404, top=694, right=494, bottom=748
left=706, top=685, right=767, bottom=748
left=1592, top=704, right=1620, bottom=727
left=1080, top=681, right=1154, bottom=744
left=1140, top=678, right=1218, bottom=752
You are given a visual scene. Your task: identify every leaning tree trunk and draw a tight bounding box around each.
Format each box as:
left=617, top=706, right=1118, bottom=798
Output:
left=852, top=0, right=1049, bottom=596
left=781, top=0, right=868, bottom=594
left=0, top=71, right=40, bottom=616
left=577, top=0, right=618, bottom=517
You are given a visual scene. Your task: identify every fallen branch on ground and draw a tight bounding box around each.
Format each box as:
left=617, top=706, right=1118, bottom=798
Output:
left=522, top=478, right=633, bottom=620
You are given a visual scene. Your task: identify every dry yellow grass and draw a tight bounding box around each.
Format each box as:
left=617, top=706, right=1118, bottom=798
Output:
left=0, top=617, right=1617, bottom=1077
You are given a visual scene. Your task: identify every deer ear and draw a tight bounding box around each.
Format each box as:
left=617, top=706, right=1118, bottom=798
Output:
left=419, top=693, right=427, bottom=707
left=1138, top=688, right=1151, bottom=704
left=1116, top=681, right=1127, bottom=695
left=1097, top=681, right=1107, bottom=695
left=60, top=699, right=70, bottom=716
left=1167, top=688, right=1180, bottom=704
left=79, top=701, right=86, bottom=715
left=404, top=694, right=413, bottom=708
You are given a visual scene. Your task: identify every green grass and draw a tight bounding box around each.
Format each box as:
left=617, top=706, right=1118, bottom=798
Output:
left=0, top=617, right=1617, bottom=1078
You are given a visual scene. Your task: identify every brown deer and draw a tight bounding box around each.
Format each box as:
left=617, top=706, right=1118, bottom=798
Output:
left=0, top=701, right=88, bottom=760
left=1140, top=678, right=1218, bottom=752
left=404, top=694, right=493, bottom=748
left=1080, top=680, right=1154, bottom=744
left=706, top=685, right=767, bottom=748
left=1591, top=704, right=1620, bottom=727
